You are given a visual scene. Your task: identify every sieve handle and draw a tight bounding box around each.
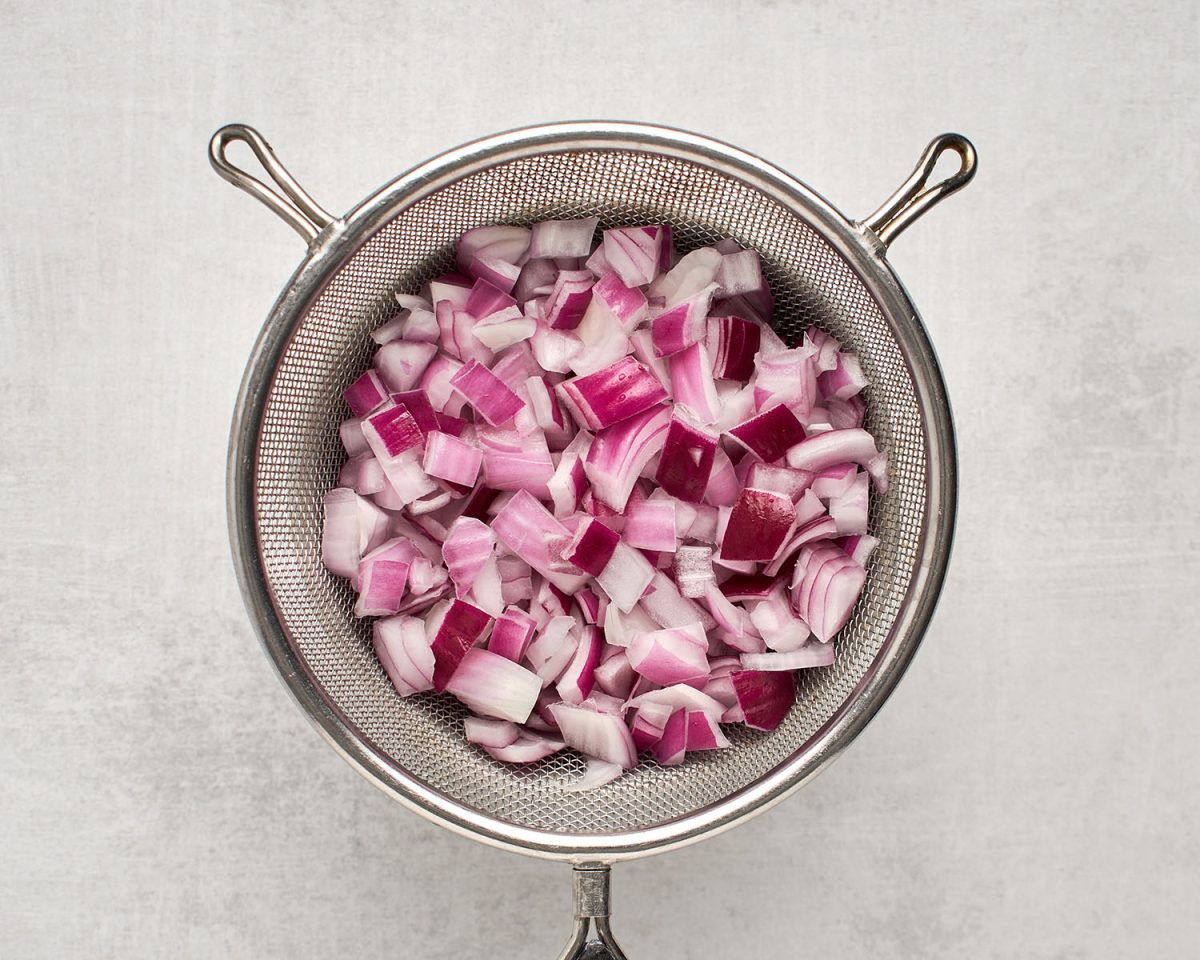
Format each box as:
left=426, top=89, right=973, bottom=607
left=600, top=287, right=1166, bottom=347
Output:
left=860, top=133, right=977, bottom=248
left=556, top=865, right=629, bottom=960
left=208, top=124, right=338, bottom=245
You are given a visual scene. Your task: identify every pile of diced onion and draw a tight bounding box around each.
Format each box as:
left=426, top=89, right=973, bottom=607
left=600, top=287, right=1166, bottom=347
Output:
left=322, top=217, right=887, bottom=789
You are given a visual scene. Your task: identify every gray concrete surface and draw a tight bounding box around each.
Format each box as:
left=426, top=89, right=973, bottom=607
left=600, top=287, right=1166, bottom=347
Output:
left=2, top=1, right=1197, bottom=957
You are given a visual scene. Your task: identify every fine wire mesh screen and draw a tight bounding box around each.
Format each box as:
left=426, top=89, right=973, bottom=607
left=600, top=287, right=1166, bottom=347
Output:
left=254, top=148, right=926, bottom=834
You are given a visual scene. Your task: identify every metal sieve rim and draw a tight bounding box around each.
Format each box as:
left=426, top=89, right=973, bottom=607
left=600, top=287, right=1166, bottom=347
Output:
left=223, top=121, right=962, bottom=861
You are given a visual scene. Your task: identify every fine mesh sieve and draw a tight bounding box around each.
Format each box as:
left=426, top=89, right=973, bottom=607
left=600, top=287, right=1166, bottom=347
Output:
left=212, top=121, right=975, bottom=958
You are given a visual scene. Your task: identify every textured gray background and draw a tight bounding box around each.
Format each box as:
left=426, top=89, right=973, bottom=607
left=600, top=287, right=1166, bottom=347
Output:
left=2, top=1, right=1197, bottom=957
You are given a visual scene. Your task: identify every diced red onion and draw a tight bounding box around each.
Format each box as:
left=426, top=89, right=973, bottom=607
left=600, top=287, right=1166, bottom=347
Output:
left=790, top=542, right=867, bottom=642
left=685, top=710, right=732, bottom=750
left=747, top=588, right=811, bottom=652
left=525, top=615, right=578, bottom=685
left=465, top=278, right=518, bottom=321
left=703, top=447, right=739, bottom=507
left=492, top=491, right=589, bottom=592
left=627, top=624, right=710, bottom=685
left=545, top=270, right=596, bottom=330
left=561, top=516, right=619, bottom=577
left=488, top=606, right=539, bottom=662
left=716, top=249, right=766, bottom=298
left=652, top=247, right=722, bottom=307
left=548, top=702, right=637, bottom=768
left=343, top=369, right=389, bottom=417
left=754, top=347, right=818, bottom=417
left=652, top=405, right=719, bottom=504
left=707, top=314, right=762, bottom=382
left=449, top=360, right=525, bottom=427
left=651, top=709, right=688, bottom=765
left=483, top=733, right=565, bottom=764
left=558, top=356, right=668, bottom=432
left=673, top=545, right=714, bottom=598
left=727, top=403, right=807, bottom=464
left=622, top=500, right=677, bottom=551
left=583, top=404, right=672, bottom=512
left=456, top=225, right=530, bottom=274
left=374, top=615, right=434, bottom=696
left=464, top=717, right=520, bottom=749
left=321, top=488, right=390, bottom=578
left=785, top=428, right=888, bottom=494
left=468, top=255, right=521, bottom=294
left=445, top=648, right=540, bottom=723
left=720, top=488, right=797, bottom=562
left=650, top=283, right=717, bottom=357
left=603, top=225, right=665, bottom=287
left=838, top=534, right=880, bottom=566
left=419, top=354, right=465, bottom=413
left=741, top=644, right=835, bottom=671
left=530, top=217, right=599, bottom=259
left=828, top=471, right=869, bottom=535
left=700, top=582, right=765, bottom=653
left=477, top=427, right=554, bottom=498
left=547, top=430, right=591, bottom=517
left=530, top=319, right=584, bottom=373
left=427, top=599, right=494, bottom=692
left=513, top=258, right=559, bottom=304
left=744, top=463, right=814, bottom=501
left=376, top=339, right=438, bottom=393
left=730, top=670, right=795, bottom=731
left=818, top=351, right=867, bottom=400
left=630, top=700, right=673, bottom=751
left=556, top=624, right=602, bottom=704
left=422, top=431, right=482, bottom=487
left=669, top=344, right=720, bottom=425
left=324, top=217, right=889, bottom=784
left=354, top=557, right=410, bottom=617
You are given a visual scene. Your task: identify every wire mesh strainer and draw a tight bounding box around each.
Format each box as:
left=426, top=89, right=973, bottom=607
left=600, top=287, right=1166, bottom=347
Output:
left=211, top=121, right=975, bottom=958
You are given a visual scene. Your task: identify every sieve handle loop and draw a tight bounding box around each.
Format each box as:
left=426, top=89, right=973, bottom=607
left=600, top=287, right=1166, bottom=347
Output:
left=860, top=133, right=977, bottom=248
left=208, top=124, right=337, bottom=245
left=557, top=865, right=629, bottom=960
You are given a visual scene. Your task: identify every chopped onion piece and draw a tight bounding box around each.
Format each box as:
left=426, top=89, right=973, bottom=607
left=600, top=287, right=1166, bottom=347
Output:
left=343, top=369, right=389, bottom=417
left=603, top=225, right=666, bottom=287
left=464, top=717, right=520, bottom=749
left=556, top=625, right=603, bottom=704
left=627, top=624, right=710, bottom=685
left=492, top=491, right=589, bottom=592
left=685, top=710, right=731, bottom=750
left=483, top=733, right=565, bottom=764
left=730, top=670, right=795, bottom=731
left=374, top=615, right=434, bottom=696
left=488, top=607, right=539, bottom=662
left=428, top=599, right=493, bottom=692
left=623, top=500, right=678, bottom=551
left=654, top=406, right=718, bottom=504
left=651, top=709, right=688, bottom=765
left=422, top=431, right=482, bottom=487
left=450, top=360, right=525, bottom=427
left=785, top=428, right=888, bottom=494
left=741, top=645, right=835, bottom=671
left=727, top=404, right=807, bottom=464
left=673, top=545, right=714, bottom=598
left=530, top=217, right=599, bottom=259
left=549, top=702, right=637, bottom=769
left=720, top=488, right=797, bottom=562
left=669, top=343, right=720, bottom=425
left=558, top=356, right=668, bottom=431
